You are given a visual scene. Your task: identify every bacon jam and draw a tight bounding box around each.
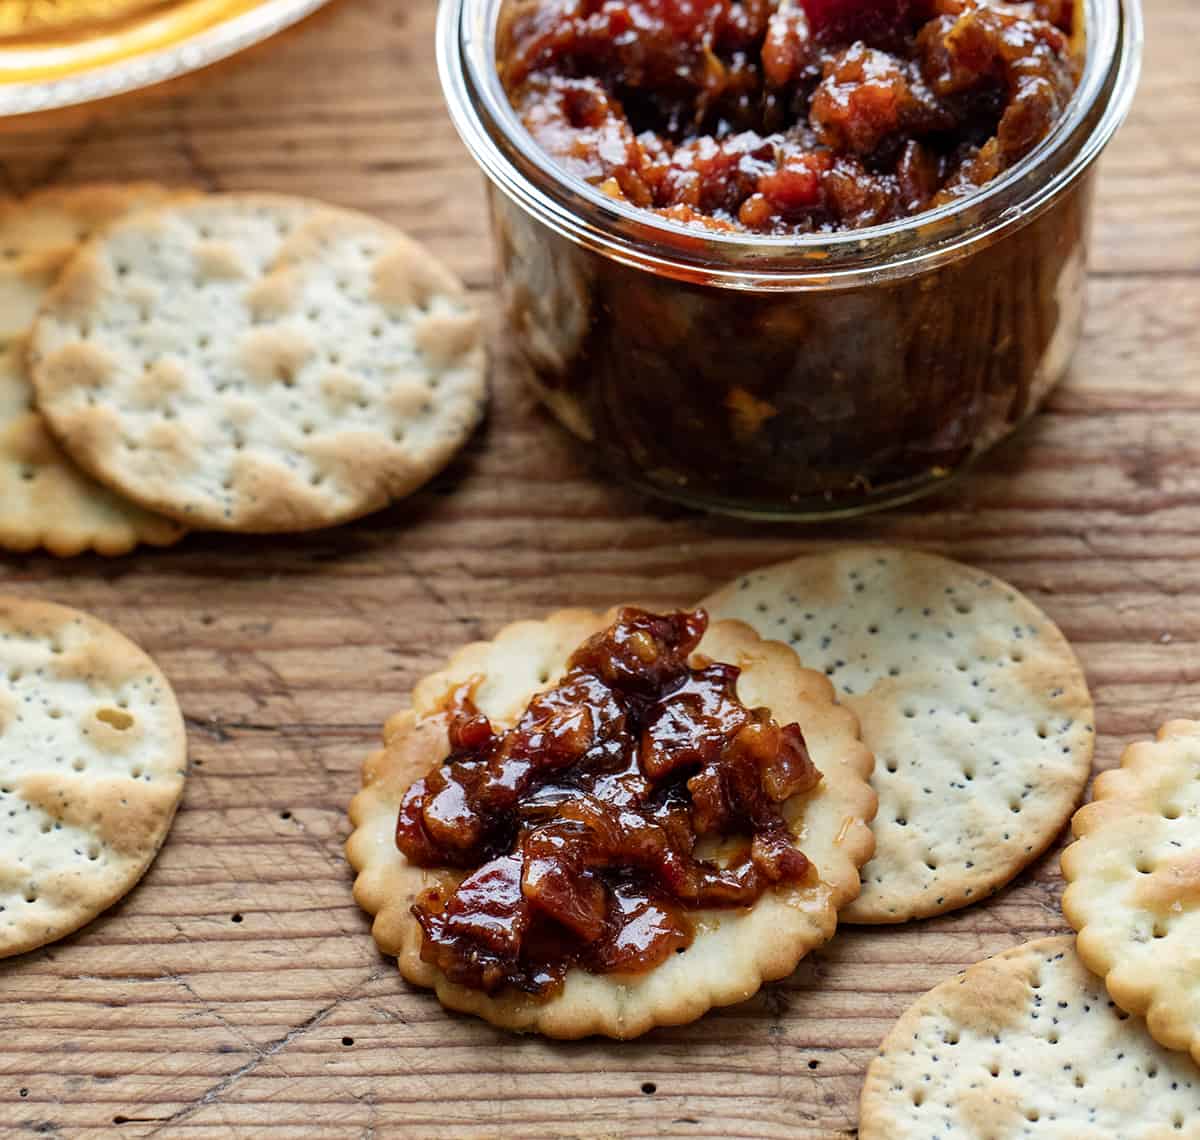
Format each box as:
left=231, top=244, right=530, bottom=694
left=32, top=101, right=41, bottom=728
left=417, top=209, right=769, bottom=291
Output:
left=396, top=608, right=822, bottom=996
left=499, top=0, right=1080, bottom=233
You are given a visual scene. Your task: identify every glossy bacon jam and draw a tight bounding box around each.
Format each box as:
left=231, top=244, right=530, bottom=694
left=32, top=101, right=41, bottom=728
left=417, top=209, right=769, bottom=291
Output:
left=396, top=608, right=822, bottom=995
left=499, top=0, right=1080, bottom=233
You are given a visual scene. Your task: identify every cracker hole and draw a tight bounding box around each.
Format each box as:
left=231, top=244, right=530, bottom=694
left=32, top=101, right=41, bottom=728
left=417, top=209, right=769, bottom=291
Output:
left=903, top=708, right=916, bottom=719
left=342, top=1036, right=355, bottom=1047
left=885, top=761, right=898, bottom=774
left=1026, top=1110, right=1040, bottom=1123
left=23, top=887, right=37, bottom=903
left=72, top=758, right=87, bottom=772
left=1136, top=858, right=1154, bottom=874
left=1074, top=1073, right=1085, bottom=1088
left=231, top=913, right=243, bottom=923
left=911, top=1089, right=925, bottom=1107
left=87, top=843, right=100, bottom=861
left=640, top=1082, right=656, bottom=1095
left=807, top=1060, right=819, bottom=1070
left=1163, top=805, right=1181, bottom=820
left=1153, top=921, right=1168, bottom=939
left=280, top=810, right=292, bottom=820
left=97, top=708, right=134, bottom=731
left=1036, top=724, right=1049, bottom=739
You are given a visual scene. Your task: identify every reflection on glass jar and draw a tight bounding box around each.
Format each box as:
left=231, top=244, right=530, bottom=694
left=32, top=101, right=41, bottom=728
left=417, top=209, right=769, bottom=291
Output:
left=443, top=0, right=1142, bottom=519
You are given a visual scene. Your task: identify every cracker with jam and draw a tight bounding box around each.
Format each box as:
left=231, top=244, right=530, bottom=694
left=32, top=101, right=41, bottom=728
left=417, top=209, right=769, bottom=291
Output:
left=347, top=606, right=876, bottom=1039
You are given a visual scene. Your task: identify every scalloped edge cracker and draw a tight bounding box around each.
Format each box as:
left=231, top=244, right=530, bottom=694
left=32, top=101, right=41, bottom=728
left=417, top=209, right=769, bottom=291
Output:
left=702, top=547, right=1094, bottom=922
left=30, top=193, right=486, bottom=533
left=347, top=609, right=876, bottom=1039
left=1063, top=719, right=1200, bottom=1066
left=859, top=936, right=1200, bottom=1139
left=0, top=596, right=188, bottom=957
left=0, top=184, right=187, bottom=556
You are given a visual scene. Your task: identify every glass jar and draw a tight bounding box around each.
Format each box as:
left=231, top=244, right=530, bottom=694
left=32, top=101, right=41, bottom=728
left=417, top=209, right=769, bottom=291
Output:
left=438, top=0, right=1143, bottom=519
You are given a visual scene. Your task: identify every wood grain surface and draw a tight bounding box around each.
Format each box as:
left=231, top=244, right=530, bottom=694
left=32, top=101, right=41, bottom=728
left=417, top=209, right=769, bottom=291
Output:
left=0, top=0, right=1196, bottom=1136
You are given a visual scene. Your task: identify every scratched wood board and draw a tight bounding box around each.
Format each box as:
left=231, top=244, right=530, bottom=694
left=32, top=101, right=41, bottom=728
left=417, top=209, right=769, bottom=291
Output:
left=0, top=0, right=1196, bottom=1136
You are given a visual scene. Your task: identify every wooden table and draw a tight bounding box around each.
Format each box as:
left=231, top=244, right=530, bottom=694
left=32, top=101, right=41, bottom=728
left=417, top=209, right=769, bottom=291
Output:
left=0, top=1, right=1195, bottom=1136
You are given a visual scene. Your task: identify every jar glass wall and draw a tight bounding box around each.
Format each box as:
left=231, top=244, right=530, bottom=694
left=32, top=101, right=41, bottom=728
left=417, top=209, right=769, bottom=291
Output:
left=440, top=0, right=1143, bottom=519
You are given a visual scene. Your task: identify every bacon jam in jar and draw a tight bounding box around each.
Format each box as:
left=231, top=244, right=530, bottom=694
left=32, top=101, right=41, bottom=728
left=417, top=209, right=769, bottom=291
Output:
left=439, top=0, right=1142, bottom=517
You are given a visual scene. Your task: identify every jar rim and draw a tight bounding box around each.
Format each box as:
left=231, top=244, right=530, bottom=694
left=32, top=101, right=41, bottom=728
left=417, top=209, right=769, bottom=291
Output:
left=438, top=0, right=1143, bottom=285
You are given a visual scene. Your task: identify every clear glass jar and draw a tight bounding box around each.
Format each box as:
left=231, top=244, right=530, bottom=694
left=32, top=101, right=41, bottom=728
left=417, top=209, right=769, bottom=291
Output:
left=438, top=0, right=1143, bottom=519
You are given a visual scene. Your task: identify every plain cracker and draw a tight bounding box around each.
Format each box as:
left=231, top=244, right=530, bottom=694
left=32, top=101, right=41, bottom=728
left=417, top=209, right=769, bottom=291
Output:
left=30, top=193, right=487, bottom=533
left=346, top=610, right=876, bottom=1039
left=0, top=184, right=187, bottom=556
left=0, top=596, right=187, bottom=957
left=703, top=547, right=1094, bottom=922
left=859, top=936, right=1200, bottom=1139
left=1063, top=719, right=1200, bottom=1066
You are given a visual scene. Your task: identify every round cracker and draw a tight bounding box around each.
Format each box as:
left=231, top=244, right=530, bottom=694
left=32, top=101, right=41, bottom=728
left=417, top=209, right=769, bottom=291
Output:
left=703, top=547, right=1094, bottom=923
left=0, top=596, right=188, bottom=957
left=1062, top=720, right=1200, bottom=1067
left=29, top=193, right=487, bottom=533
left=859, top=936, right=1200, bottom=1139
left=346, top=609, right=876, bottom=1039
left=0, top=184, right=188, bottom=556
